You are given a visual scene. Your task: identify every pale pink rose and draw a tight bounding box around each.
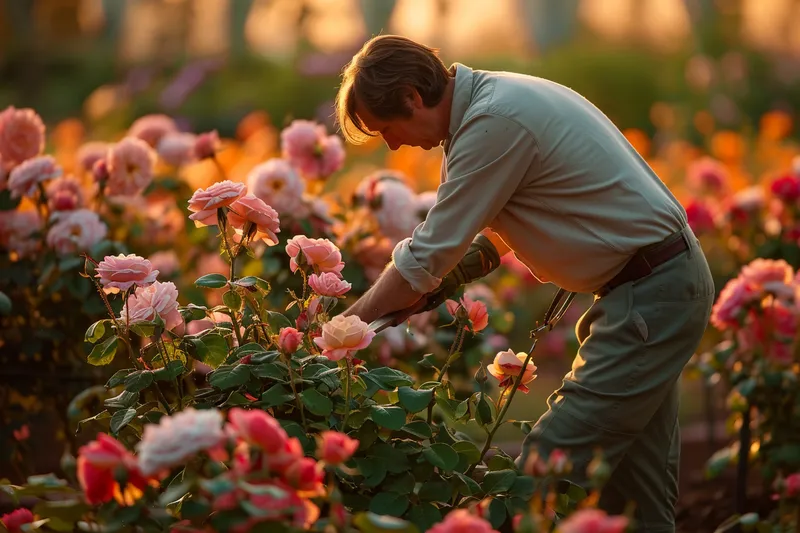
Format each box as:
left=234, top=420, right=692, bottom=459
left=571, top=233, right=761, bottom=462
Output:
left=487, top=349, right=537, bottom=393
left=278, top=327, right=303, bottom=354
left=148, top=250, right=180, bottom=278
left=685, top=199, right=716, bottom=235
left=318, top=134, right=345, bottom=177
left=427, top=509, right=499, bottom=533
left=317, top=431, right=359, bottom=466
left=120, top=280, right=182, bottom=331
left=280, top=120, right=344, bottom=180
left=136, top=408, right=226, bottom=476
left=356, top=172, right=419, bottom=242
left=0, top=106, right=45, bottom=168
left=308, top=272, right=351, bottom=297
left=285, top=235, right=344, bottom=276
left=725, top=186, right=764, bottom=226
left=557, top=509, right=629, bottom=533
left=687, top=156, right=729, bottom=194
left=46, top=209, right=107, bottom=256
left=127, top=114, right=178, bottom=147
left=194, top=130, right=220, bottom=160
left=711, top=277, right=759, bottom=330
left=740, top=258, right=794, bottom=289
left=157, top=132, right=197, bottom=167
left=246, top=159, right=306, bottom=215
left=7, top=155, right=62, bottom=199
left=75, top=141, right=110, bottom=174
left=0, top=209, right=42, bottom=259
left=446, top=295, right=489, bottom=332
left=45, top=175, right=85, bottom=211
left=106, top=137, right=156, bottom=196
left=187, top=180, right=246, bottom=227
left=227, top=194, right=280, bottom=246
left=313, top=314, right=375, bottom=361
left=95, top=253, right=159, bottom=294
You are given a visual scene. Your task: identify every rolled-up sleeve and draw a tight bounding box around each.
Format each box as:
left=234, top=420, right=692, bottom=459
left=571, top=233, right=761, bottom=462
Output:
left=392, top=113, right=539, bottom=293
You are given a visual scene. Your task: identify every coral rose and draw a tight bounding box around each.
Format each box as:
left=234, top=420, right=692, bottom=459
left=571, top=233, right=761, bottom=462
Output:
left=557, top=509, right=629, bottom=533
left=246, top=158, right=306, bottom=215
left=227, top=408, right=288, bottom=454
left=95, top=253, right=159, bottom=294
left=77, top=433, right=153, bottom=505
left=157, top=132, right=197, bottom=167
left=136, top=408, right=226, bottom=476
left=120, top=280, right=183, bottom=331
left=0, top=106, right=45, bottom=168
left=313, top=314, right=375, bottom=361
left=285, top=235, right=345, bottom=276
left=308, top=272, right=351, bottom=297
left=280, top=119, right=344, bottom=180
left=278, top=327, right=303, bottom=354
left=710, top=277, right=758, bottom=330
left=427, top=509, right=499, bottom=533
left=7, top=155, right=62, bottom=199
left=194, top=130, right=220, bottom=160
left=127, top=114, right=178, bottom=147
left=317, top=431, right=359, bottom=465
left=46, top=209, right=107, bottom=256
left=187, top=180, right=246, bottom=227
left=227, top=194, right=280, bottom=245
left=283, top=457, right=324, bottom=494
left=446, top=295, right=489, bottom=332
left=487, top=349, right=537, bottom=393
left=105, top=137, right=156, bottom=196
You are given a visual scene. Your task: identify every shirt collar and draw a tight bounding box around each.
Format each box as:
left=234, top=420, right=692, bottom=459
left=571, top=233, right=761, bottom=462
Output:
left=444, top=63, right=474, bottom=152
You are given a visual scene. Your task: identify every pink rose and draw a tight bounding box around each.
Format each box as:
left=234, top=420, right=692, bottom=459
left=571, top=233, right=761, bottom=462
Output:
left=771, top=174, right=800, bottom=203
left=187, top=180, right=246, bottom=227
left=285, top=235, right=344, bottom=276
left=46, top=175, right=85, bottom=211
left=157, top=132, right=197, bottom=167
left=227, top=408, right=288, bottom=454
left=278, top=327, right=303, bottom=354
left=1, top=508, right=35, bottom=533
left=106, top=137, right=156, bottom=196
left=148, top=250, right=180, bottom=278
left=318, top=134, right=345, bottom=177
left=95, top=253, right=159, bottom=294
left=283, top=457, right=324, bottom=493
left=317, top=431, right=359, bottom=465
left=710, top=277, right=759, bottom=330
left=194, top=130, right=221, bottom=160
left=313, top=315, right=375, bottom=361
left=687, top=156, right=729, bottom=195
left=428, top=509, right=499, bottom=533
left=7, top=155, right=62, bottom=199
left=557, top=509, right=629, bottom=533
left=355, top=171, right=420, bottom=242
left=46, top=209, right=107, bottom=256
left=264, top=437, right=304, bottom=475
left=487, top=349, right=537, bottom=393
left=0, top=210, right=42, bottom=259
left=227, top=194, right=280, bottom=246
left=0, top=106, right=45, bottom=168
left=685, top=199, right=716, bottom=235
left=280, top=120, right=344, bottom=180
left=120, top=280, right=182, bottom=331
left=127, top=114, right=178, bottom=147
left=446, top=295, right=489, bottom=332
left=740, top=258, right=794, bottom=288
left=308, top=272, right=351, bottom=297
left=75, top=141, right=110, bottom=174
left=246, top=158, right=306, bottom=215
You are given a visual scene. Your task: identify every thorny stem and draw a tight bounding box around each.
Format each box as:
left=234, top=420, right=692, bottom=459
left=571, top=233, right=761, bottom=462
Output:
left=157, top=336, right=182, bottom=410
left=342, top=358, right=353, bottom=432
left=229, top=310, right=245, bottom=348
left=466, top=343, right=538, bottom=476
left=437, top=324, right=466, bottom=383
left=284, top=352, right=308, bottom=431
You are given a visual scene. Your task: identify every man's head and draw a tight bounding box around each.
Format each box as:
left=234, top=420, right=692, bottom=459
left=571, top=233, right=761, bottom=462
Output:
left=335, top=35, right=454, bottom=151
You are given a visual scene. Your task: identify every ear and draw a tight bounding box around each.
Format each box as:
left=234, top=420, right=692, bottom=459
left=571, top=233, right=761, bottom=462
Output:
left=404, top=87, right=424, bottom=110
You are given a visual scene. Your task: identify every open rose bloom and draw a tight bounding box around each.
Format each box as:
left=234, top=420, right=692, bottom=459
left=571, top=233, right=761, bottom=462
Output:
left=313, top=314, right=375, bottom=361
left=95, top=254, right=159, bottom=294
left=285, top=235, right=345, bottom=277
left=187, top=180, right=246, bottom=227
left=487, top=349, right=537, bottom=393
left=446, top=294, right=489, bottom=332
left=226, top=194, right=280, bottom=245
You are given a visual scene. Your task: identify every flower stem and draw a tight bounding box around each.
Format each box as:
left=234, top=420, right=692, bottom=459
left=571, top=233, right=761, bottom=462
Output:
left=466, top=344, right=537, bottom=476
left=229, top=311, right=244, bottom=348
left=342, top=358, right=353, bottom=432
left=438, top=323, right=466, bottom=382
left=157, top=336, right=182, bottom=410
left=284, top=352, right=308, bottom=431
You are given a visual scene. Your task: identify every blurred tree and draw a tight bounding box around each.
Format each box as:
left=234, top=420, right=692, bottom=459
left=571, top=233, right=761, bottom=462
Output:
left=518, top=0, right=580, bottom=54
left=359, top=0, right=396, bottom=38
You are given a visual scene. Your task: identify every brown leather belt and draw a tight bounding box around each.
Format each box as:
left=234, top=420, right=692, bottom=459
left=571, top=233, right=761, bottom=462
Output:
left=594, top=229, right=690, bottom=297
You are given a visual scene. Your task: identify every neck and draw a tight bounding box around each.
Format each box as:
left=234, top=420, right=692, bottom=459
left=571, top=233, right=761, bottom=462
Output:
left=435, top=76, right=456, bottom=144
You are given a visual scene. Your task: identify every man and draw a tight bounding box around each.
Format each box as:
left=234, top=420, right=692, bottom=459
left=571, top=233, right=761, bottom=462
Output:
left=337, top=34, right=714, bottom=532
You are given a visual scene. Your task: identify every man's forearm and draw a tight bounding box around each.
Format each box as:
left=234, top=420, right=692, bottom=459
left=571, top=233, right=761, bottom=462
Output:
left=343, top=263, right=424, bottom=324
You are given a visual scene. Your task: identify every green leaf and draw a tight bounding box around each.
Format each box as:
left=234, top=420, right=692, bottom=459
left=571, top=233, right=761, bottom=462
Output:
left=195, top=273, right=228, bottom=288
left=401, top=421, right=432, bottom=439
left=406, top=502, right=441, bottom=532
left=370, top=405, right=407, bottom=430
left=418, top=354, right=439, bottom=371
left=509, top=475, right=536, bottom=499
left=106, top=369, right=135, bottom=388
left=397, top=387, right=434, bottom=413
left=488, top=453, right=517, bottom=471
left=365, top=367, right=414, bottom=388
left=110, top=408, right=137, bottom=435
left=265, top=310, right=293, bottom=331
left=181, top=303, right=208, bottom=322
left=511, top=420, right=536, bottom=435
left=422, top=443, right=459, bottom=472
left=454, top=471, right=482, bottom=496
left=352, top=513, right=420, bottom=533
left=482, top=469, right=517, bottom=494
left=261, top=384, right=293, bottom=408
left=87, top=336, right=118, bottom=366
left=188, top=333, right=229, bottom=369
left=371, top=443, right=410, bottom=474
left=454, top=398, right=470, bottom=420
left=252, top=362, right=289, bottom=381
left=104, top=390, right=138, bottom=409
left=354, top=457, right=388, bottom=487
left=452, top=441, right=481, bottom=466
left=209, top=364, right=252, bottom=390
left=418, top=479, right=451, bottom=502
left=154, top=360, right=185, bottom=381
left=32, top=499, right=89, bottom=524
left=85, top=320, right=111, bottom=343
left=487, top=498, right=508, bottom=529
left=300, top=389, right=333, bottom=416
left=234, top=343, right=268, bottom=359
left=384, top=472, right=416, bottom=494
left=369, top=492, right=410, bottom=517
left=223, top=290, right=242, bottom=310
left=130, top=320, right=159, bottom=338
left=706, top=445, right=736, bottom=479
left=124, top=370, right=154, bottom=392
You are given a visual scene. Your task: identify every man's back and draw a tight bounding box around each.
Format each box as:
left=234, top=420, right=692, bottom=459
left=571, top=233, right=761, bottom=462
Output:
left=447, top=65, right=688, bottom=292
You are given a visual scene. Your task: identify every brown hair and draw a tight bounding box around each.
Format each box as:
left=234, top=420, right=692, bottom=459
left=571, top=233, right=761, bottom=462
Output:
left=335, top=35, right=451, bottom=144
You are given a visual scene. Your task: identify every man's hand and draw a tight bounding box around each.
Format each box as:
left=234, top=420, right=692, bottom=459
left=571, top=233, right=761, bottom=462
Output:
left=417, top=233, right=501, bottom=312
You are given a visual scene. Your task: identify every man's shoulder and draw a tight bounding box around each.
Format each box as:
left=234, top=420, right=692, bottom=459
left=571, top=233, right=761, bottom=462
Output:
left=465, top=68, right=564, bottom=126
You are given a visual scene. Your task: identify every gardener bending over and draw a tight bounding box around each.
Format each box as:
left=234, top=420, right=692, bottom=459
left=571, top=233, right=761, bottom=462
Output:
left=338, top=34, right=714, bottom=533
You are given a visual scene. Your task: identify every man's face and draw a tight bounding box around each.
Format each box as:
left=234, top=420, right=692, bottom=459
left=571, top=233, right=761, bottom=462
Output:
left=355, top=95, right=442, bottom=151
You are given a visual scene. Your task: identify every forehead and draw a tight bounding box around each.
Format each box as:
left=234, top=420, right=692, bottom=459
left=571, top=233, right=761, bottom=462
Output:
left=353, top=99, right=387, bottom=133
